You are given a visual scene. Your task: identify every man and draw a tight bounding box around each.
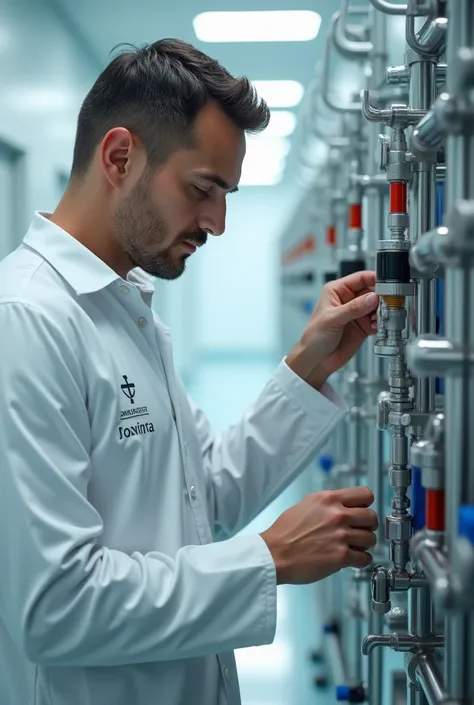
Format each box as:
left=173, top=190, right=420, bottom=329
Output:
left=0, top=39, right=380, bottom=705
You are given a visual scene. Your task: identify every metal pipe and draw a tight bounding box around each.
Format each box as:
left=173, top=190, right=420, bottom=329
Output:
left=367, top=612, right=384, bottom=705
left=409, top=95, right=450, bottom=157
left=387, top=64, right=447, bottom=86
left=334, top=1, right=373, bottom=57
left=369, top=0, right=407, bottom=15
left=362, top=633, right=443, bottom=655
left=410, top=683, right=424, bottom=705
left=406, top=17, right=448, bottom=57
left=444, top=3, right=474, bottom=703
left=365, top=13, right=387, bottom=699
left=416, top=653, right=446, bottom=705
left=339, top=1, right=371, bottom=43
left=410, top=587, right=432, bottom=638
left=409, top=226, right=447, bottom=275
left=410, top=161, right=437, bottom=414
left=410, top=535, right=449, bottom=603
left=322, top=13, right=363, bottom=114
left=306, top=82, right=351, bottom=148
left=406, top=338, right=474, bottom=377
left=408, top=33, right=438, bottom=452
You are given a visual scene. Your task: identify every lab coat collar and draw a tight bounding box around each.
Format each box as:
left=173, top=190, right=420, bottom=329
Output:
left=23, top=211, right=156, bottom=300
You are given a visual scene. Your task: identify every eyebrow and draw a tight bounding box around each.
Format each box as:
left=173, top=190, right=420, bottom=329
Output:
left=195, top=173, right=239, bottom=194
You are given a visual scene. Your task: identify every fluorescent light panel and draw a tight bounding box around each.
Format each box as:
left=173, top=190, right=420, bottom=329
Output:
left=239, top=170, right=283, bottom=186
left=193, top=11, right=321, bottom=43
left=265, top=111, right=297, bottom=138
left=246, top=135, right=291, bottom=159
left=239, top=135, right=289, bottom=185
left=252, top=80, right=304, bottom=108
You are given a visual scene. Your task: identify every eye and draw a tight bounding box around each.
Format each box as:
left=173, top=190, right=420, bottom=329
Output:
left=193, top=185, right=210, bottom=199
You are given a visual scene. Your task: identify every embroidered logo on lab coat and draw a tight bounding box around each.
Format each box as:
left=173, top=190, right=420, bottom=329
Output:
left=118, top=374, right=155, bottom=440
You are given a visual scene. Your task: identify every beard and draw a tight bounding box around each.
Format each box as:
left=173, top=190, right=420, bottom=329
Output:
left=113, top=171, right=202, bottom=280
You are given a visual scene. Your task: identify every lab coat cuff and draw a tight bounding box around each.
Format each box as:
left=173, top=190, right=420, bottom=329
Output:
left=229, top=533, right=277, bottom=645
left=275, top=358, right=348, bottom=420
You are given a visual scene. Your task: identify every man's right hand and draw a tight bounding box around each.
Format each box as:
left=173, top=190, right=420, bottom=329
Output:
left=260, top=486, right=378, bottom=585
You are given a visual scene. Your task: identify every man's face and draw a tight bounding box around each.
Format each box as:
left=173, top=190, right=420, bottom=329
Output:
left=113, top=102, right=246, bottom=280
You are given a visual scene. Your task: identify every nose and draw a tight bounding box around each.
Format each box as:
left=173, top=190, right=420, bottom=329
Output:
left=197, top=198, right=226, bottom=237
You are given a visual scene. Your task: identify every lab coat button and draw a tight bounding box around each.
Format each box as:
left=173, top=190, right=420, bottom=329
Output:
left=190, top=486, right=197, bottom=500
left=138, top=317, right=148, bottom=328
left=224, top=666, right=229, bottom=680
left=119, top=285, right=129, bottom=295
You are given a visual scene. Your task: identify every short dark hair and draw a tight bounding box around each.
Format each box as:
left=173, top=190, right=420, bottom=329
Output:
left=71, top=38, right=270, bottom=177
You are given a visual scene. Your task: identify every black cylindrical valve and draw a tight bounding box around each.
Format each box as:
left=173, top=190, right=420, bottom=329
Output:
left=376, top=251, right=410, bottom=283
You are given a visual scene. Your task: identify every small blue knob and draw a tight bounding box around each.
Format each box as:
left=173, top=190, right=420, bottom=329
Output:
left=336, top=685, right=351, bottom=701
left=319, top=455, right=334, bottom=473
left=302, top=300, right=314, bottom=315
left=323, top=623, right=334, bottom=634
left=459, top=505, right=474, bottom=543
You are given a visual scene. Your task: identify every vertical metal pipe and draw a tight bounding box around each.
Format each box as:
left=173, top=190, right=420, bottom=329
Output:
left=444, top=2, right=474, bottom=703
left=409, top=587, right=432, bottom=638
left=367, top=610, right=384, bottom=704
left=416, top=653, right=446, bottom=705
left=409, top=54, right=437, bottom=416
left=409, top=682, right=423, bottom=705
left=365, top=7, right=387, bottom=705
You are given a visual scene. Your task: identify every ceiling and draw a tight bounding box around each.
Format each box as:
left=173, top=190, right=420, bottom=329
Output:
left=50, top=0, right=400, bottom=189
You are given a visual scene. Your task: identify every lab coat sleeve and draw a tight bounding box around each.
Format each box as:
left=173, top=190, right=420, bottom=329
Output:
left=190, top=360, right=348, bottom=540
left=0, top=301, right=277, bottom=667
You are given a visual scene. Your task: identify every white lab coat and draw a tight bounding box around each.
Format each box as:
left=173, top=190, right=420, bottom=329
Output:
left=0, top=212, right=346, bottom=705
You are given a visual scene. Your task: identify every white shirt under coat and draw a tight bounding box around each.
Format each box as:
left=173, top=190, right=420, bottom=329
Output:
left=0, top=212, right=346, bottom=705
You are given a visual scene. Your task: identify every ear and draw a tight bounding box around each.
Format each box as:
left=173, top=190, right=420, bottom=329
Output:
left=99, top=128, right=144, bottom=189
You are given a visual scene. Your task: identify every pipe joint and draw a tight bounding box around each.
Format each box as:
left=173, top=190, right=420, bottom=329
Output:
left=362, top=632, right=443, bottom=656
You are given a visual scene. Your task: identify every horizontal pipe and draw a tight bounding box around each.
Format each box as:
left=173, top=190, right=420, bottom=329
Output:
left=416, top=653, right=446, bottom=705
left=362, top=633, right=443, bottom=655
left=352, top=173, right=388, bottom=190
left=409, top=226, right=448, bottom=274
left=387, top=64, right=446, bottom=86
left=370, top=0, right=407, bottom=15
left=410, top=96, right=449, bottom=156
left=406, top=337, right=474, bottom=376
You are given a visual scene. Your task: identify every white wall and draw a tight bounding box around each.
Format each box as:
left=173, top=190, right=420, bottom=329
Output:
left=0, top=0, right=99, bottom=237
left=194, top=184, right=299, bottom=358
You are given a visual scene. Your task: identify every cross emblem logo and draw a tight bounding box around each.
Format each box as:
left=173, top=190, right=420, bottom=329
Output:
left=121, top=375, right=136, bottom=404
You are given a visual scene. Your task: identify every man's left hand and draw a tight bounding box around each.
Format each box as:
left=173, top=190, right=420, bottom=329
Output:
left=286, top=271, right=379, bottom=390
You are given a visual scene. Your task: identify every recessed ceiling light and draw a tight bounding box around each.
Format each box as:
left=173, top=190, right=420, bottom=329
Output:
left=252, top=80, right=305, bottom=108
left=193, top=11, right=321, bottom=43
